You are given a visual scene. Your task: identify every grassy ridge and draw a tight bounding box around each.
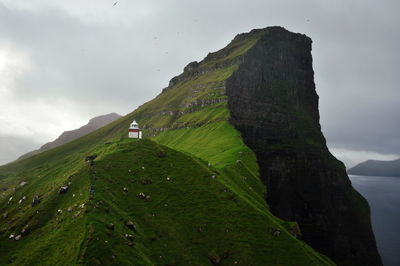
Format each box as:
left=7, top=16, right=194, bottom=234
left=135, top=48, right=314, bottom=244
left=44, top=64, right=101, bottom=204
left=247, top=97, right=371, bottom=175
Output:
left=0, top=139, right=333, bottom=265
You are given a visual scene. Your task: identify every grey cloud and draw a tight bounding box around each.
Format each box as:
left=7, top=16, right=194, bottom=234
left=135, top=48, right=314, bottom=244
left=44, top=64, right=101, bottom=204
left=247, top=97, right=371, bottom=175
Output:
left=0, top=0, right=399, bottom=164
left=0, top=135, right=41, bottom=166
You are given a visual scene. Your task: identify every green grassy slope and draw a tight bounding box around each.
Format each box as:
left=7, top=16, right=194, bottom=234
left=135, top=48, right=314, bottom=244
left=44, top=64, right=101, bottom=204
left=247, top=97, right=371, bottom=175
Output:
left=0, top=28, right=335, bottom=265
left=0, top=139, right=333, bottom=265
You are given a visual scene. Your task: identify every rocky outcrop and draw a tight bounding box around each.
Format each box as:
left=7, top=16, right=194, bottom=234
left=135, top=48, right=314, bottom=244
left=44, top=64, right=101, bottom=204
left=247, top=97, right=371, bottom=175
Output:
left=226, top=27, right=381, bottom=265
left=166, top=56, right=244, bottom=89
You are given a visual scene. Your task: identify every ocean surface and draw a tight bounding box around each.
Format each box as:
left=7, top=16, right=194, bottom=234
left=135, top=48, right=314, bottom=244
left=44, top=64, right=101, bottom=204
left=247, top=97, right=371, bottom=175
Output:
left=349, top=175, right=400, bottom=266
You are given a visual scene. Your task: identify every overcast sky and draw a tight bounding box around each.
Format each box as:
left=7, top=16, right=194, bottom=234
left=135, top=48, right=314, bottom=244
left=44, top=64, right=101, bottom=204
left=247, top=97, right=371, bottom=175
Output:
left=0, top=0, right=399, bottom=167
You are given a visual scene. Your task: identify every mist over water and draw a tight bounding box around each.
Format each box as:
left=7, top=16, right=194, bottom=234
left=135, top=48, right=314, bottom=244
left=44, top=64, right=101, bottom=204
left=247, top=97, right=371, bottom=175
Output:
left=349, top=175, right=400, bottom=266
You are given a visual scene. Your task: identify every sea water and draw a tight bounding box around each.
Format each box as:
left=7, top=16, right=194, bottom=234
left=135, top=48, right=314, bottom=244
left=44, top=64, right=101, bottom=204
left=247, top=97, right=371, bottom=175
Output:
left=349, top=175, right=400, bottom=266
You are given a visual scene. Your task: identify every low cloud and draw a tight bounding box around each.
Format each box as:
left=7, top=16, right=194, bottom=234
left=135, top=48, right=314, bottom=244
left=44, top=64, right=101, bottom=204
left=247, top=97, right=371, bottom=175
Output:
left=329, top=148, right=400, bottom=169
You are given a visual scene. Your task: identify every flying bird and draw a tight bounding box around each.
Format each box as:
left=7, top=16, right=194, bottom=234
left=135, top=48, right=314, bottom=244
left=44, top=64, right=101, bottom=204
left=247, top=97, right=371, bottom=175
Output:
left=113, top=2, right=118, bottom=6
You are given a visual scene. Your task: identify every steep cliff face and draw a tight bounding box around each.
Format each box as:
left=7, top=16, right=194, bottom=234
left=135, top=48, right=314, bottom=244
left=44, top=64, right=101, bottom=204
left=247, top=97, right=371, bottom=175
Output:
left=226, top=27, right=381, bottom=265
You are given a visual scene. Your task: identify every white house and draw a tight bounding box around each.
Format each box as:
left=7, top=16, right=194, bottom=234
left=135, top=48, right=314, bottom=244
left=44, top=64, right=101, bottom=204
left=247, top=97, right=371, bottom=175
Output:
left=128, top=120, right=142, bottom=139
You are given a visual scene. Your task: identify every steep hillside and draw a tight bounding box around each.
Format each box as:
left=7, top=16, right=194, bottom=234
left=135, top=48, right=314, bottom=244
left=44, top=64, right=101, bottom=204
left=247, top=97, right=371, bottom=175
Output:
left=348, top=158, right=400, bottom=177
left=18, top=113, right=121, bottom=161
left=0, top=26, right=379, bottom=265
left=0, top=139, right=332, bottom=265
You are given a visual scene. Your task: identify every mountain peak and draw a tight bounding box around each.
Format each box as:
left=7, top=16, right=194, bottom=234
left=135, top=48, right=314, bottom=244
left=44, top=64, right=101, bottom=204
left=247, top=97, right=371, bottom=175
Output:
left=18, top=112, right=121, bottom=160
left=88, top=112, right=122, bottom=124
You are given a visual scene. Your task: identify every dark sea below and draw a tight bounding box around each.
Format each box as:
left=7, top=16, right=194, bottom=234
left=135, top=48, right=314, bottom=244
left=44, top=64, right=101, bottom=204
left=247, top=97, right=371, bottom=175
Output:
left=349, top=175, right=400, bottom=266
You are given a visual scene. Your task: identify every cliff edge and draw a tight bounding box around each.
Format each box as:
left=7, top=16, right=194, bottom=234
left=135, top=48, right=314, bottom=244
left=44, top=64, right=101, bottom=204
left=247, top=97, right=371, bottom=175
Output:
left=226, top=27, right=381, bottom=265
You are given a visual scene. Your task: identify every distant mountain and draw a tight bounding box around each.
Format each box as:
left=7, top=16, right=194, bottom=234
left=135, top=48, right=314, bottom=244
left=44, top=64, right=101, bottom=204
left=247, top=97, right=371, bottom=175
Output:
left=18, top=112, right=121, bottom=160
left=348, top=158, right=400, bottom=177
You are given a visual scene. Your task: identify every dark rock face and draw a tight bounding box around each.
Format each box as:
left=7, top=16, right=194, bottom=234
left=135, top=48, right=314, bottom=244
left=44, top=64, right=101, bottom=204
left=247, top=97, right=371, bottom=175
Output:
left=226, top=27, right=381, bottom=265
